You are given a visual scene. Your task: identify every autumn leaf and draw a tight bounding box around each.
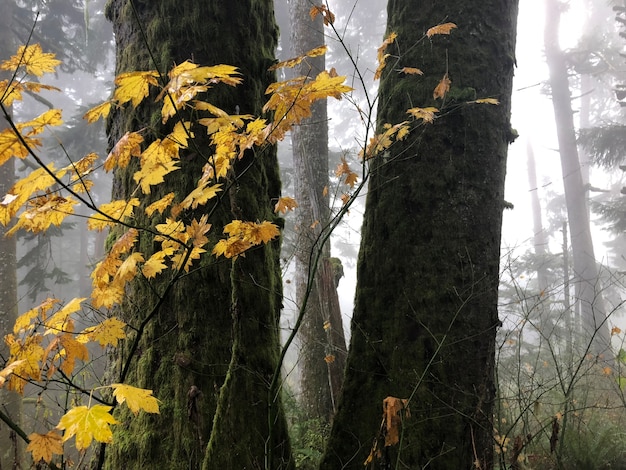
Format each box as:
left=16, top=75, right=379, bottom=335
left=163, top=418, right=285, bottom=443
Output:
left=383, top=396, right=410, bottom=447
left=27, top=431, right=63, bottom=463
left=269, top=45, right=328, bottom=71
left=58, top=333, right=89, bottom=375
left=473, top=97, right=500, bottom=105
left=76, top=317, right=127, bottom=347
left=4, top=334, right=44, bottom=393
left=324, top=354, right=335, bottom=364
left=612, top=326, right=622, bottom=336
left=145, top=192, right=175, bottom=217
left=111, top=383, right=161, bottom=415
left=433, top=73, right=451, bottom=100
left=134, top=158, right=179, bottom=194
left=56, top=405, right=119, bottom=450
left=88, top=198, right=140, bottom=231
left=426, top=22, right=457, bottom=38
left=142, top=250, right=170, bottom=279
left=309, top=5, right=335, bottom=25
left=114, top=70, right=159, bottom=107
left=0, top=360, right=26, bottom=388
left=274, top=196, right=298, bottom=214
left=374, top=32, right=397, bottom=80
left=0, top=44, right=61, bottom=77
left=104, top=131, right=143, bottom=171
left=399, top=67, right=423, bottom=75
left=83, top=100, right=113, bottom=123
left=44, top=297, right=86, bottom=334
left=407, top=106, right=439, bottom=123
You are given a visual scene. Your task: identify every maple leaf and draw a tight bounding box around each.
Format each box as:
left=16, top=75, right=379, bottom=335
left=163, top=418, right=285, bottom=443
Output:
left=180, top=181, right=222, bottom=210
left=104, top=131, right=143, bottom=171
left=186, top=215, right=212, bottom=248
left=83, top=100, right=113, bottom=123
left=274, top=196, right=298, bottom=214
left=58, top=333, right=89, bottom=375
left=4, top=334, right=44, bottom=393
left=0, top=79, right=24, bottom=107
left=142, top=250, right=170, bottom=279
left=88, top=198, right=140, bottom=231
left=309, top=5, right=335, bottom=25
left=56, top=405, right=119, bottom=450
left=7, top=194, right=77, bottom=236
left=114, top=70, right=159, bottom=107
left=473, top=98, right=500, bottom=105
left=269, top=45, right=328, bottom=71
left=612, top=326, right=622, bottom=336
left=426, top=22, right=457, bottom=38
left=0, top=126, right=41, bottom=165
left=399, top=67, right=424, bottom=75
left=374, top=32, right=397, bottom=80
left=77, top=317, right=127, bottom=347
left=27, top=431, right=63, bottom=463
left=433, top=73, right=451, bottom=100
left=145, top=192, right=175, bottom=217
left=0, top=360, right=26, bottom=388
left=115, top=252, right=144, bottom=283
left=383, top=396, right=410, bottom=447
left=0, top=44, right=61, bottom=77
left=134, top=158, right=179, bottom=194
left=407, top=106, right=439, bottom=123
left=44, top=297, right=86, bottom=335
left=26, top=109, right=63, bottom=132
left=111, top=384, right=161, bottom=416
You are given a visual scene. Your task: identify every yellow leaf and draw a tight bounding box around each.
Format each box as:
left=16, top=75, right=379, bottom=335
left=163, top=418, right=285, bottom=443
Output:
left=433, top=73, right=451, bottom=100
left=114, top=70, right=159, bottom=107
left=111, top=383, right=161, bottom=416
left=26, top=109, right=63, bottom=132
left=88, top=198, right=140, bottom=231
left=142, top=251, right=170, bottom=279
left=474, top=98, right=500, bottom=105
left=0, top=44, right=61, bottom=77
left=399, top=67, right=423, bottom=75
left=145, top=192, right=175, bottom=217
left=426, top=22, right=457, bottom=38
left=115, top=252, right=144, bottom=283
left=324, top=354, right=335, bottom=364
left=0, top=79, right=23, bottom=107
left=179, top=181, right=222, bottom=210
left=7, top=195, right=76, bottom=236
left=269, top=45, right=328, bottom=71
left=134, top=158, right=179, bottom=194
left=27, top=431, right=63, bottom=463
left=56, top=405, right=119, bottom=450
left=383, top=396, right=410, bottom=446
left=83, top=101, right=113, bottom=123
left=603, top=366, right=613, bottom=376
left=274, top=196, right=298, bottom=214
left=44, top=297, right=86, bottom=334
left=4, top=334, right=44, bottom=393
left=407, top=106, right=439, bottom=123
left=309, top=5, right=335, bottom=25
left=0, top=127, right=38, bottom=164
left=76, top=317, right=127, bottom=347
left=104, top=131, right=143, bottom=171
left=58, top=333, right=89, bottom=375
left=611, top=326, right=622, bottom=336
left=0, top=360, right=26, bottom=388
left=374, top=32, right=397, bottom=80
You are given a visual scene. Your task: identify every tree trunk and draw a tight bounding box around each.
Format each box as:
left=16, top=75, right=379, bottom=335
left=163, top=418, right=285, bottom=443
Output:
left=321, top=0, right=518, bottom=468
left=289, top=0, right=347, bottom=421
left=0, top=1, right=21, bottom=466
left=102, top=1, right=291, bottom=469
left=544, top=0, right=611, bottom=356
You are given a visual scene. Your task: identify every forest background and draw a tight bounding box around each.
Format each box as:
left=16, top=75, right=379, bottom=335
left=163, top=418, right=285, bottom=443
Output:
left=1, top=0, right=626, bottom=469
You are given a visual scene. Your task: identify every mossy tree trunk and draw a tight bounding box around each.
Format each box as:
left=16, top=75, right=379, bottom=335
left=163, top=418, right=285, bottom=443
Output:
left=321, top=1, right=518, bottom=469
left=289, top=0, right=347, bottom=422
left=102, top=1, right=291, bottom=469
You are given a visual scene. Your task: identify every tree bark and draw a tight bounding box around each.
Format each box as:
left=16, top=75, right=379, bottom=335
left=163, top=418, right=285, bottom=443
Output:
left=544, top=0, right=611, bottom=356
left=103, top=1, right=291, bottom=469
left=289, top=0, right=347, bottom=422
left=322, top=0, right=518, bottom=468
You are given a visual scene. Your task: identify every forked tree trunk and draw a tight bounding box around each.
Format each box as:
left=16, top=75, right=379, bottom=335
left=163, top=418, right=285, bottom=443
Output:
left=322, top=0, right=519, bottom=468
left=102, top=1, right=291, bottom=469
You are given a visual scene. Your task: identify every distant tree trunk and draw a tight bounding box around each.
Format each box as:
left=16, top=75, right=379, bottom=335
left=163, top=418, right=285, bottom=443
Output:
left=321, top=0, right=518, bottom=468
left=544, top=0, right=611, bottom=355
left=290, top=0, right=347, bottom=421
left=102, top=1, right=291, bottom=469
left=527, top=141, right=549, bottom=288
left=0, top=1, right=21, bottom=466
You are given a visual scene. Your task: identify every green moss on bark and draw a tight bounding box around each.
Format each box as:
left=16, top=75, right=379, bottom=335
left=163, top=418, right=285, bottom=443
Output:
left=321, top=0, right=518, bottom=469
left=102, top=1, right=289, bottom=469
